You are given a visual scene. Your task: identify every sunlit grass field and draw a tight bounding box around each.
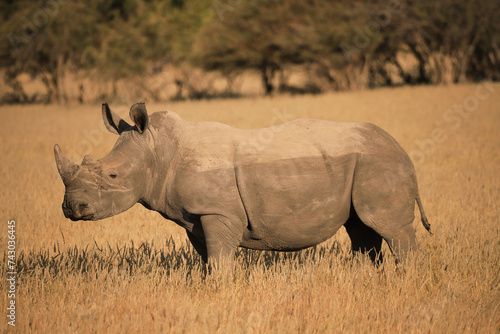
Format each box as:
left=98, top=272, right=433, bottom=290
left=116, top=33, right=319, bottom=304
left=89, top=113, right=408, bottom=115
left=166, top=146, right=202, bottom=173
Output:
left=1, top=84, right=499, bottom=333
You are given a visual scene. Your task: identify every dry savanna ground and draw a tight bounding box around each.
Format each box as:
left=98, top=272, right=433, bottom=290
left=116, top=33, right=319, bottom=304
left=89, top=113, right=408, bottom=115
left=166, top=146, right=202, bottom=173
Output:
left=1, top=84, right=499, bottom=333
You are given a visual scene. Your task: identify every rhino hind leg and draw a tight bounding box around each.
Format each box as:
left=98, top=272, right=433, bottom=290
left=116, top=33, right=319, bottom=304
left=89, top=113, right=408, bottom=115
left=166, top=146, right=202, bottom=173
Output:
left=352, top=190, right=418, bottom=264
left=351, top=161, right=419, bottom=264
left=344, top=205, right=384, bottom=265
left=382, top=224, right=417, bottom=264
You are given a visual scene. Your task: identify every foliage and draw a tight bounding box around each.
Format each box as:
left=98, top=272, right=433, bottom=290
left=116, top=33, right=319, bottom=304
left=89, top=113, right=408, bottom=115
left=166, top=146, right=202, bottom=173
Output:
left=0, top=0, right=498, bottom=103
left=195, top=0, right=500, bottom=92
left=0, top=0, right=101, bottom=102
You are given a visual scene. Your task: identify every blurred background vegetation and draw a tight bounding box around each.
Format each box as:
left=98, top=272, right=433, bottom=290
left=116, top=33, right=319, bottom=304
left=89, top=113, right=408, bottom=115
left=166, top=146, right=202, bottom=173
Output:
left=0, top=0, right=498, bottom=104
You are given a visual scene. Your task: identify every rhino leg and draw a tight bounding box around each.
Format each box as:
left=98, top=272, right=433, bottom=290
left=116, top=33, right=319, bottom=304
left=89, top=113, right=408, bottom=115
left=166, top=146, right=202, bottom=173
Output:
left=200, top=215, right=242, bottom=273
left=186, top=230, right=208, bottom=263
left=352, top=190, right=417, bottom=264
left=380, top=224, right=417, bottom=264
left=352, top=161, right=418, bottom=264
left=344, top=205, right=383, bottom=265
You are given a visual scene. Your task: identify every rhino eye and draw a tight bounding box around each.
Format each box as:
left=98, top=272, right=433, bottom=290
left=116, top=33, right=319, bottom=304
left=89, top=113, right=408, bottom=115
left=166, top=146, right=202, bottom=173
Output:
left=109, top=173, right=117, bottom=179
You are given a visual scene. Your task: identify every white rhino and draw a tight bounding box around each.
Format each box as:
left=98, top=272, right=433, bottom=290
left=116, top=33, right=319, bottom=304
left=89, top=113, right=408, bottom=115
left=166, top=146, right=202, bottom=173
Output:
left=54, top=103, right=431, bottom=269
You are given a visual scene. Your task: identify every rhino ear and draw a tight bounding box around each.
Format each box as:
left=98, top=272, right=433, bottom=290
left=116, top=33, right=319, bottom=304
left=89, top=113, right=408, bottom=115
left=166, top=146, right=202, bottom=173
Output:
left=102, top=103, right=131, bottom=135
left=129, top=102, right=149, bottom=134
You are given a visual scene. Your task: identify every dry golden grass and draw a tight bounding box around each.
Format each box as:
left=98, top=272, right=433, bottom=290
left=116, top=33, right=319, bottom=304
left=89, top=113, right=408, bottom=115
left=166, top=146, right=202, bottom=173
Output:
left=1, top=84, right=499, bottom=333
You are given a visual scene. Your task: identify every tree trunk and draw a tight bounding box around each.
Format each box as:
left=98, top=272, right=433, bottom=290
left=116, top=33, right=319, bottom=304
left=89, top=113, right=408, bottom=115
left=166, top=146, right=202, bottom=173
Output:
left=4, top=70, right=29, bottom=103
left=41, top=56, right=65, bottom=103
left=408, top=33, right=431, bottom=84
left=455, top=27, right=482, bottom=83
left=261, top=63, right=276, bottom=95
left=41, top=73, right=59, bottom=104
left=408, top=43, right=428, bottom=84
left=393, top=58, right=413, bottom=84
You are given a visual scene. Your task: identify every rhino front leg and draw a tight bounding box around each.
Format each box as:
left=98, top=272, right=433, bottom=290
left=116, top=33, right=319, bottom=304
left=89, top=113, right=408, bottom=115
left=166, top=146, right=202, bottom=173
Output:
left=186, top=230, right=208, bottom=263
left=200, top=215, right=242, bottom=273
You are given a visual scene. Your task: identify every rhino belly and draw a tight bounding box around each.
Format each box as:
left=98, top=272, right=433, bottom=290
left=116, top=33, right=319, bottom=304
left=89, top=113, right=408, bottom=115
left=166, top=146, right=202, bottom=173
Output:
left=236, top=154, right=356, bottom=251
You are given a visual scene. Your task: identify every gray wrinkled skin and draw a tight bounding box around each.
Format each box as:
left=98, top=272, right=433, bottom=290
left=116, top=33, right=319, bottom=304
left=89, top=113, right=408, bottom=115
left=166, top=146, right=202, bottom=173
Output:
left=55, top=103, right=431, bottom=269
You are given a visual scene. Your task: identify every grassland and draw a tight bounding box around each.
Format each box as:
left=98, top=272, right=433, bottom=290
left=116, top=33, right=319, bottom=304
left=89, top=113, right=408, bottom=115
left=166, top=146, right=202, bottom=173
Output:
left=1, top=84, right=499, bottom=333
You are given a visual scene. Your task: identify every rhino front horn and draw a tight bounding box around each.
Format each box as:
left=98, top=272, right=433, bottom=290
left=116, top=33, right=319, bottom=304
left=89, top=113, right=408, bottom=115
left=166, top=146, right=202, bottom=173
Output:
left=54, top=144, right=79, bottom=183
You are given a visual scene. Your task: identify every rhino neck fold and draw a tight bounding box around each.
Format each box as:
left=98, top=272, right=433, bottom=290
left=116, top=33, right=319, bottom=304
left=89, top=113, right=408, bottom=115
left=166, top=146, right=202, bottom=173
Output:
left=139, top=136, right=180, bottom=218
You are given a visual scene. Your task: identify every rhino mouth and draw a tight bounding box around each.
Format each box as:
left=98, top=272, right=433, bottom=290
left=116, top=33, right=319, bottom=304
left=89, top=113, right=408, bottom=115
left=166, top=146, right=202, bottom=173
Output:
left=69, top=213, right=95, bottom=221
left=63, top=201, right=96, bottom=221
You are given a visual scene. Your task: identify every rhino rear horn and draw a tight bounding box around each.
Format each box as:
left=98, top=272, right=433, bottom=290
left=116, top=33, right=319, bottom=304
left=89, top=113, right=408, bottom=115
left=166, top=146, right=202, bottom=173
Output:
left=54, top=144, right=79, bottom=183
left=82, top=155, right=98, bottom=166
left=129, top=102, right=149, bottom=134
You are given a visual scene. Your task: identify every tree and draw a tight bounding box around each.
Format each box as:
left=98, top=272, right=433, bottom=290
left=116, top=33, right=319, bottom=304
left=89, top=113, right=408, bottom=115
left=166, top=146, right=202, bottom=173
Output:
left=0, top=1, right=102, bottom=103
left=385, top=0, right=500, bottom=84
left=0, top=0, right=498, bottom=104
left=192, top=0, right=318, bottom=94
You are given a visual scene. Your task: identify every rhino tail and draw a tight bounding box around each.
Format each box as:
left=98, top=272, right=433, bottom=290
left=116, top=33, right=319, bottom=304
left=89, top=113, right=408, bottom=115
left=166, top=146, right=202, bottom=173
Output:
left=416, top=194, right=432, bottom=235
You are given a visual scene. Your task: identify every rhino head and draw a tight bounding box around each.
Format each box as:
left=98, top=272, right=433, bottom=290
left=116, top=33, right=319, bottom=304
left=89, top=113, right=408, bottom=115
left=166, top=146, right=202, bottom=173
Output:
left=54, top=103, right=154, bottom=221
